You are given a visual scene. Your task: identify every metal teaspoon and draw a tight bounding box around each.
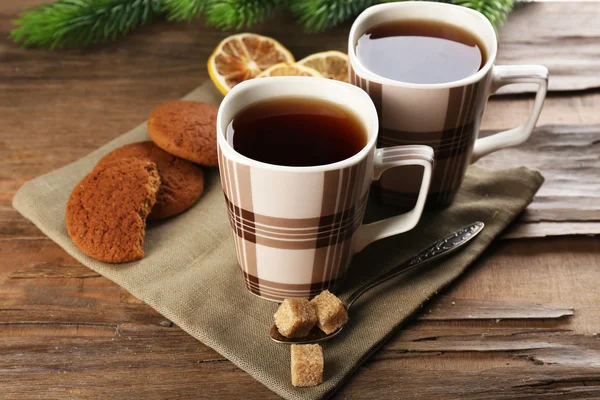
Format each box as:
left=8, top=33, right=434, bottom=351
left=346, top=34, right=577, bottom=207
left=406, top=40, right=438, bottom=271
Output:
left=269, top=221, right=485, bottom=344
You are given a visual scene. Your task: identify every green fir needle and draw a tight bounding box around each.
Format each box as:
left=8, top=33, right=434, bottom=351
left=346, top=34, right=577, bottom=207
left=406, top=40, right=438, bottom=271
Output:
left=10, top=0, right=516, bottom=49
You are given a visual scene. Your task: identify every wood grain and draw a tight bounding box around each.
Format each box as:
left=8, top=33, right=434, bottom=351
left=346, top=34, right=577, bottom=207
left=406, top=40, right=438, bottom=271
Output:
left=418, top=298, right=574, bottom=321
left=9, top=262, right=101, bottom=279
left=497, top=2, right=600, bottom=94
left=481, top=92, right=600, bottom=131
left=504, top=222, right=600, bottom=239
left=476, top=125, right=600, bottom=238
left=479, top=125, right=600, bottom=213
left=1, top=238, right=599, bottom=399
left=2, top=0, right=600, bottom=398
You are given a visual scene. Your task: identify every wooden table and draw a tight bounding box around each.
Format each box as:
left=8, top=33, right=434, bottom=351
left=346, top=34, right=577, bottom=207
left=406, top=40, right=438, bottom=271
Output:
left=2, top=2, right=599, bottom=399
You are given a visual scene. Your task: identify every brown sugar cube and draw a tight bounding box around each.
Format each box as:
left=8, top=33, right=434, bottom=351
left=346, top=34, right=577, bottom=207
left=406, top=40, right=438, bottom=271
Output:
left=274, top=299, right=317, bottom=338
left=291, top=344, right=324, bottom=387
left=310, top=290, right=349, bottom=334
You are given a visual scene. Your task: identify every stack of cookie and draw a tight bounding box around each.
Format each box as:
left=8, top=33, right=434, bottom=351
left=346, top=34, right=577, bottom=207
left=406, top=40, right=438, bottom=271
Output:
left=66, top=101, right=218, bottom=263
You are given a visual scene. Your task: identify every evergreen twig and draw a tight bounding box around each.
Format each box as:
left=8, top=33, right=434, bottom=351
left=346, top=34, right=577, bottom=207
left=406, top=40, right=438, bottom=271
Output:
left=290, top=0, right=378, bottom=32
left=449, top=0, right=515, bottom=29
left=161, top=0, right=207, bottom=21
left=10, top=0, right=517, bottom=49
left=11, top=0, right=161, bottom=49
left=206, top=0, right=283, bottom=30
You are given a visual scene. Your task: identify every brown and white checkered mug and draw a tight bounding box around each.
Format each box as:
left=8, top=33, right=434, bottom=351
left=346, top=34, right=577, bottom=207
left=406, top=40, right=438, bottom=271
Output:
left=349, top=2, right=549, bottom=208
left=217, top=77, right=434, bottom=301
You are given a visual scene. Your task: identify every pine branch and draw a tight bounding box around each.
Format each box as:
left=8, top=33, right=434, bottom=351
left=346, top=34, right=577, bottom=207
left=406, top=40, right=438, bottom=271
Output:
left=206, top=0, right=283, bottom=30
left=449, top=0, right=515, bottom=29
left=10, top=0, right=517, bottom=49
left=291, top=0, right=378, bottom=32
left=11, top=0, right=162, bottom=49
left=161, top=0, right=207, bottom=21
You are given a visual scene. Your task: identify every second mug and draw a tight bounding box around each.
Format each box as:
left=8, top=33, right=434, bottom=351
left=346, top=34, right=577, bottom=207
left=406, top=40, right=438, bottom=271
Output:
left=348, top=2, right=548, bottom=208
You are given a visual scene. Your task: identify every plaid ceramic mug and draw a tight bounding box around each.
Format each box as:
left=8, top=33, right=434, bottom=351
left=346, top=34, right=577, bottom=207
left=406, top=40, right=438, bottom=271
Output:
left=348, top=2, right=548, bottom=208
left=216, top=77, right=434, bottom=301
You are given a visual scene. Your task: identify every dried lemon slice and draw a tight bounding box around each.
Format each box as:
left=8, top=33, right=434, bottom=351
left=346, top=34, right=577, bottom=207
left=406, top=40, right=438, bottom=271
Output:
left=297, top=51, right=349, bottom=82
left=208, top=33, right=295, bottom=95
left=257, top=63, right=323, bottom=78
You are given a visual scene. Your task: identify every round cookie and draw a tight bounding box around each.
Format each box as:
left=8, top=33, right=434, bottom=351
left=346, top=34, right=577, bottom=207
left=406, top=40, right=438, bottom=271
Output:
left=97, top=141, right=204, bottom=221
left=147, top=100, right=218, bottom=166
left=66, top=158, right=160, bottom=263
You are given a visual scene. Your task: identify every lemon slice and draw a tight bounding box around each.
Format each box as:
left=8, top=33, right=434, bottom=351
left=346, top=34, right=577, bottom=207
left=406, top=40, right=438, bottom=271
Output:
left=297, top=51, right=349, bottom=82
left=208, top=33, right=295, bottom=95
left=257, top=63, right=323, bottom=78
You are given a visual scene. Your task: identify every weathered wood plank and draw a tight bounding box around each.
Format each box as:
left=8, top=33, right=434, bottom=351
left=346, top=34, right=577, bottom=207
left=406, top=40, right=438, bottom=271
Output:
left=344, top=320, right=600, bottom=398
left=497, top=2, right=600, bottom=94
left=520, top=209, right=600, bottom=223
left=9, top=262, right=101, bottom=279
left=481, top=92, right=600, bottom=131
left=419, top=298, right=574, bottom=321
left=397, top=321, right=575, bottom=344
left=476, top=124, right=600, bottom=237
left=387, top=334, right=600, bottom=359
left=478, top=125, right=600, bottom=212
left=2, top=322, right=599, bottom=400
left=336, top=364, right=600, bottom=399
left=1, top=236, right=599, bottom=398
left=432, top=236, right=600, bottom=336
left=0, top=335, right=272, bottom=400
left=504, top=222, right=600, bottom=239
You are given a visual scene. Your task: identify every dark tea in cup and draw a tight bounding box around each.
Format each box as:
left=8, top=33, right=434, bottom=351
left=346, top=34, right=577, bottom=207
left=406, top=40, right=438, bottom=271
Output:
left=356, top=19, right=486, bottom=84
left=227, top=97, right=367, bottom=167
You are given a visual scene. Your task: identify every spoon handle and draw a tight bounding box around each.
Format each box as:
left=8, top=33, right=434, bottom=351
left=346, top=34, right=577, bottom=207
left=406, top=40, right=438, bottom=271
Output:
left=345, top=221, right=485, bottom=310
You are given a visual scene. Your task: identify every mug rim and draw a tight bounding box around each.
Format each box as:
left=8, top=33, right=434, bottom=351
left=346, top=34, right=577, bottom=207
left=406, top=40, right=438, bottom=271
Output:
left=348, top=1, right=498, bottom=89
left=216, top=76, right=379, bottom=173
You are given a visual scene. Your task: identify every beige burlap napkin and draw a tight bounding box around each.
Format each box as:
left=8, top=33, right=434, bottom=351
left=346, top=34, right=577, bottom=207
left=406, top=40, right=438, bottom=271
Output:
left=13, top=82, right=544, bottom=400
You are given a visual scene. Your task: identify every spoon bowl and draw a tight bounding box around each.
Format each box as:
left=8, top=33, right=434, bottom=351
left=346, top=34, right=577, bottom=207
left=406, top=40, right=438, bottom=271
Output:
left=269, top=323, right=343, bottom=344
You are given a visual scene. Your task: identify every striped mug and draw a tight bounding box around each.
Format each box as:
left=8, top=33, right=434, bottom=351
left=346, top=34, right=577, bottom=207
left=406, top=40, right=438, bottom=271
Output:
left=349, top=2, right=548, bottom=208
left=217, top=77, right=434, bottom=301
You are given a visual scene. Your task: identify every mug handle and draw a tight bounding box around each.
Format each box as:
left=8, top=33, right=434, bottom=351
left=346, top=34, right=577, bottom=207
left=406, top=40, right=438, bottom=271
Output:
left=354, top=145, right=434, bottom=252
left=471, top=65, right=549, bottom=162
